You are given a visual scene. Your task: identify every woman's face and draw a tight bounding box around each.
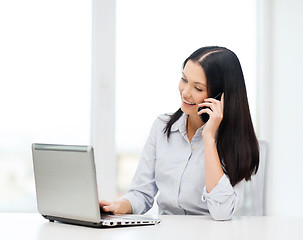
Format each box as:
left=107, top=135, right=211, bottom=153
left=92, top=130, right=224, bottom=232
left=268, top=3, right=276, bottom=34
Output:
left=179, top=60, right=208, bottom=116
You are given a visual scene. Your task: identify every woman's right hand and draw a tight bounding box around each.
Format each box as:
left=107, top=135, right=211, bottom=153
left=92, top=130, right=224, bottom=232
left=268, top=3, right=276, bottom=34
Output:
left=99, top=199, right=132, bottom=214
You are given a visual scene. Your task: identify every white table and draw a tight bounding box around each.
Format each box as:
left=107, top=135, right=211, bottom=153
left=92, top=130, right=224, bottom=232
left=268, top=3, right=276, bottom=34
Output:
left=1, top=213, right=302, bottom=240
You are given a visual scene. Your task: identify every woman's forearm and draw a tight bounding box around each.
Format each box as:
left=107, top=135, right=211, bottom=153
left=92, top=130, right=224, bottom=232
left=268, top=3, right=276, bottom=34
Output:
left=203, top=136, right=224, bottom=193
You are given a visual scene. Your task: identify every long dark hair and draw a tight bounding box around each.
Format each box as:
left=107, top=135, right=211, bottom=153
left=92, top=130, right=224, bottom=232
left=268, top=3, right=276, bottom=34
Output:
left=164, top=46, right=259, bottom=186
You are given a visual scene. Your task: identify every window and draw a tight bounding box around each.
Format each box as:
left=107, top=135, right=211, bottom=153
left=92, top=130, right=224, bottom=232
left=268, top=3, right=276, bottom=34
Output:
left=0, top=0, right=92, bottom=211
left=0, top=0, right=257, bottom=210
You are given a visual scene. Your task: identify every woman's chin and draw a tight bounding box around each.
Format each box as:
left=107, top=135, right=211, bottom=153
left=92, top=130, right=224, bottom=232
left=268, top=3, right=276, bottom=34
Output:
left=181, top=106, right=196, bottom=116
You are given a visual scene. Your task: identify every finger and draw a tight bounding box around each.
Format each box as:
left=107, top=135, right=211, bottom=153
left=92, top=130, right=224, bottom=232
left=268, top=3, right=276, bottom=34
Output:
left=203, top=98, right=220, bottom=103
left=99, top=200, right=112, bottom=206
left=209, top=99, right=220, bottom=104
left=197, top=108, right=212, bottom=116
left=221, top=92, right=224, bottom=101
left=198, top=102, right=213, bottom=108
left=103, top=204, right=117, bottom=213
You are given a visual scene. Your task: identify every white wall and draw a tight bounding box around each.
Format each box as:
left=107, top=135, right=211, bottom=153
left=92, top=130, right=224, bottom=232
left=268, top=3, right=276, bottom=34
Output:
left=258, top=0, right=303, bottom=217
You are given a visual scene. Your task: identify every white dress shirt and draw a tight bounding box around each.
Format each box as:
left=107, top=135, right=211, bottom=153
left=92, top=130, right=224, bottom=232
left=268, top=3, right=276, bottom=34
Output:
left=122, top=112, right=244, bottom=220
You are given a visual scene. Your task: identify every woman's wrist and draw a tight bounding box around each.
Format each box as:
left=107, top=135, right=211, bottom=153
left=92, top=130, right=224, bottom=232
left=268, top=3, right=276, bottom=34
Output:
left=202, top=132, right=216, bottom=143
left=119, top=199, right=132, bottom=214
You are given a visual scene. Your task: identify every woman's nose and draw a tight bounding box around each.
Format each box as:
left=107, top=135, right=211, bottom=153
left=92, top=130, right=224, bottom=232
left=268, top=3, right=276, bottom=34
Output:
left=182, top=85, right=191, bottom=98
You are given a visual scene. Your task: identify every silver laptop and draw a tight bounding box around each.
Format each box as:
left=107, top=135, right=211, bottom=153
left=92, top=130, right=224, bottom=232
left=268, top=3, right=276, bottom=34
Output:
left=32, top=143, right=161, bottom=227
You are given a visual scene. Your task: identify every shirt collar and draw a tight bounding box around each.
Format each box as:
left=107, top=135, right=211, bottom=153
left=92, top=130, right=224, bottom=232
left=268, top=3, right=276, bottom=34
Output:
left=171, top=112, right=206, bottom=134
left=171, top=112, right=187, bottom=132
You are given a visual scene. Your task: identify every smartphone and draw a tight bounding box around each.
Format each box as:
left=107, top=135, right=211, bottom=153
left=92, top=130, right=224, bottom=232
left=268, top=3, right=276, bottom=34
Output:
left=198, top=92, right=223, bottom=123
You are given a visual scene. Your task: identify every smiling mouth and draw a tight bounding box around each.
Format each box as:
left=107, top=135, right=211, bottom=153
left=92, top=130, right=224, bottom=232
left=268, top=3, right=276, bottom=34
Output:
left=183, top=99, right=196, bottom=105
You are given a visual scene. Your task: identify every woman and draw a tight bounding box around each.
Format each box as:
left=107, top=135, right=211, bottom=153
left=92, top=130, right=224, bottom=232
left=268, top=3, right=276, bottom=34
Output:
left=100, top=46, right=259, bottom=220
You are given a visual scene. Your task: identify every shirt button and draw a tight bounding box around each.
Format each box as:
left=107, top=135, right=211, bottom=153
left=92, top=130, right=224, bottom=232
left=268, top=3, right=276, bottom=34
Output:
left=172, top=201, right=177, bottom=206
left=191, top=146, right=195, bottom=150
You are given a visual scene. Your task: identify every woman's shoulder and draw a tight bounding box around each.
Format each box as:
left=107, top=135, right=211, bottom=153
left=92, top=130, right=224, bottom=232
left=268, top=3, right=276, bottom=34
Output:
left=154, top=112, right=185, bottom=128
left=156, top=112, right=182, bottom=125
left=157, top=113, right=174, bottom=122
left=149, top=113, right=173, bottom=129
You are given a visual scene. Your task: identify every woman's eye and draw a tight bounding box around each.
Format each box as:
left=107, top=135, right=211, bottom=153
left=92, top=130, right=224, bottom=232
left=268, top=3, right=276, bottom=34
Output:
left=195, top=87, right=202, bottom=92
left=181, top=77, right=187, bottom=83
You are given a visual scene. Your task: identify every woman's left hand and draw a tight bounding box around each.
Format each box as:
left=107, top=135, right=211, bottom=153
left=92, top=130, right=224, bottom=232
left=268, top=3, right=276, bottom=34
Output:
left=197, top=93, right=224, bottom=139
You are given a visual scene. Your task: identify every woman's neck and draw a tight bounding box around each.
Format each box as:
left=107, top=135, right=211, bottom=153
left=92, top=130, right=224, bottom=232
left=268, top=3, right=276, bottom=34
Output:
left=186, top=114, right=203, bottom=142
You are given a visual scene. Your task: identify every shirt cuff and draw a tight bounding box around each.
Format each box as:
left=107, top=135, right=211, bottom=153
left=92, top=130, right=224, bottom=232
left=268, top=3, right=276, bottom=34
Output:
left=120, top=191, right=146, bottom=214
left=201, top=174, right=234, bottom=203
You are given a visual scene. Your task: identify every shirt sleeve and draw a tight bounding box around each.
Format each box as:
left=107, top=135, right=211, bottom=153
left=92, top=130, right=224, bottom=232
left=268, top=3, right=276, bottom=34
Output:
left=120, top=117, right=159, bottom=214
left=201, top=174, right=244, bottom=220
